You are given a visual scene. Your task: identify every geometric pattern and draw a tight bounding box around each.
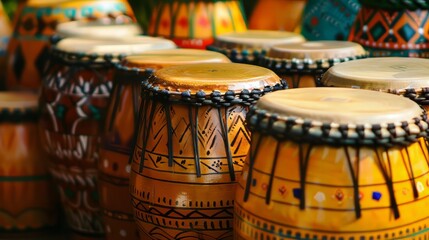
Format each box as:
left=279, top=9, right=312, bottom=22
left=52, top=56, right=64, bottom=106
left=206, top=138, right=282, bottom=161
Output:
left=349, top=6, right=429, bottom=57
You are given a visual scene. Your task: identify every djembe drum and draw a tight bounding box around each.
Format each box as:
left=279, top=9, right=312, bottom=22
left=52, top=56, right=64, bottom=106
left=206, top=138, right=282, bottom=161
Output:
left=0, top=92, right=58, bottom=232
left=349, top=1, right=429, bottom=57
left=321, top=57, right=429, bottom=113
left=39, top=36, right=176, bottom=239
left=148, top=0, right=247, bottom=49
left=5, top=0, right=135, bottom=91
left=102, top=49, right=231, bottom=240
left=207, top=30, right=305, bottom=64
left=130, top=63, right=287, bottom=240
left=261, top=41, right=367, bottom=88
left=235, top=88, right=429, bottom=239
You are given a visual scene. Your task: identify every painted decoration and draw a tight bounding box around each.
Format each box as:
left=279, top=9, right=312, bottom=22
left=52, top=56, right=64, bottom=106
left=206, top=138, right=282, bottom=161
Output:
left=5, top=0, right=135, bottom=91
left=148, top=0, right=247, bottom=49
left=129, top=63, right=286, bottom=239
left=235, top=88, right=429, bottom=239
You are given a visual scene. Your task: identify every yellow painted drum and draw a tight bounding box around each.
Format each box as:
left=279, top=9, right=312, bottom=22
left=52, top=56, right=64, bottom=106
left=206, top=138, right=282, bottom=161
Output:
left=0, top=92, right=58, bottom=231
left=235, top=88, right=429, bottom=239
left=261, top=41, right=367, bottom=88
left=129, top=63, right=286, bottom=239
left=100, top=49, right=234, bottom=240
left=321, top=57, right=429, bottom=113
left=207, top=30, right=305, bottom=64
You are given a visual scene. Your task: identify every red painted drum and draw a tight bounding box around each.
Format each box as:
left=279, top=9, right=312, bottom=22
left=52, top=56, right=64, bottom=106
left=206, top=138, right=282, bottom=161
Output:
left=207, top=30, right=305, bottom=64
left=261, top=41, right=367, bottom=88
left=0, top=92, right=58, bottom=232
left=5, top=0, right=136, bottom=91
left=129, top=63, right=287, bottom=239
left=235, top=88, right=429, bottom=239
left=39, top=36, right=176, bottom=240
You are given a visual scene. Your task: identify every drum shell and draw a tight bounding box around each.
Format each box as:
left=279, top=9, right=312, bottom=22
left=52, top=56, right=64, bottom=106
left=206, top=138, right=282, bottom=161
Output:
left=235, top=133, right=429, bottom=239
left=130, top=98, right=252, bottom=239
left=0, top=120, right=58, bottom=231
left=40, top=59, right=114, bottom=237
left=5, top=0, right=135, bottom=91
left=349, top=6, right=429, bottom=57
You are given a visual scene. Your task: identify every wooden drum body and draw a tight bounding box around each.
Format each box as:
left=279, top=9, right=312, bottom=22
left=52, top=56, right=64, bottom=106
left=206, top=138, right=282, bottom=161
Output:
left=207, top=30, right=305, bottom=64
left=39, top=37, right=174, bottom=239
left=321, top=57, right=429, bottom=114
left=261, top=41, right=367, bottom=88
left=235, top=88, right=429, bottom=239
left=349, top=3, right=429, bottom=57
left=148, top=0, right=247, bottom=49
left=101, top=48, right=232, bottom=240
left=0, top=93, right=58, bottom=231
left=5, top=0, right=135, bottom=91
left=130, top=63, right=286, bottom=239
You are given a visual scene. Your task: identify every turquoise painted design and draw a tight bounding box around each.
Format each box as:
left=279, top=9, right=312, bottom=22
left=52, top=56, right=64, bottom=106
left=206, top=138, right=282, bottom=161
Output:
left=301, top=0, right=361, bottom=40
left=0, top=36, right=8, bottom=56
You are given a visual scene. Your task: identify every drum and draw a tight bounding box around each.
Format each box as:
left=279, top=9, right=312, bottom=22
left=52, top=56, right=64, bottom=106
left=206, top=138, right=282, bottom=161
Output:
left=207, top=30, right=305, bottom=64
left=235, top=88, right=429, bottom=239
left=300, top=0, right=361, bottom=40
left=349, top=3, right=429, bottom=57
left=39, top=36, right=176, bottom=239
left=148, top=0, right=247, bottom=49
left=0, top=1, right=11, bottom=90
left=5, top=0, right=135, bottom=91
left=320, top=57, right=429, bottom=113
left=102, top=49, right=229, bottom=240
left=129, top=63, right=286, bottom=240
left=261, top=41, right=367, bottom=88
left=249, top=0, right=306, bottom=31
left=0, top=92, right=58, bottom=232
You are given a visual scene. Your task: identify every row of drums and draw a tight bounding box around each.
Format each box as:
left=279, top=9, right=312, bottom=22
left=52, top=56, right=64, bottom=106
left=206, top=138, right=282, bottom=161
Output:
left=3, top=20, right=429, bottom=240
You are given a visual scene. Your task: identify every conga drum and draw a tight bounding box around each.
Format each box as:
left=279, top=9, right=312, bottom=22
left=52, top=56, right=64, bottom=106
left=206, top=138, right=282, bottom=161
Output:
left=300, top=0, right=361, bottom=40
left=349, top=1, right=429, bottom=57
left=321, top=57, right=429, bottom=113
left=207, top=30, right=305, bottom=64
left=0, top=92, right=58, bottom=232
left=249, top=0, right=306, bottom=31
left=148, top=0, right=247, bottom=49
left=102, top=50, right=230, bottom=240
left=0, top=0, right=11, bottom=90
left=130, top=63, right=287, bottom=239
left=261, top=41, right=367, bottom=88
left=235, top=88, right=429, bottom=239
left=39, top=36, right=176, bottom=239
left=5, top=0, right=136, bottom=91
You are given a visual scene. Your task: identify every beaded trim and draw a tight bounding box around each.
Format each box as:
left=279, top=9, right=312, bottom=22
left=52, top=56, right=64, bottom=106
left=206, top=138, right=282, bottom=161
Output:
left=50, top=48, right=127, bottom=66
left=206, top=45, right=266, bottom=64
left=261, top=54, right=368, bottom=75
left=141, top=79, right=289, bottom=107
left=246, top=105, right=429, bottom=147
left=0, top=108, right=39, bottom=123
left=359, top=0, right=429, bottom=10
left=115, top=64, right=155, bottom=80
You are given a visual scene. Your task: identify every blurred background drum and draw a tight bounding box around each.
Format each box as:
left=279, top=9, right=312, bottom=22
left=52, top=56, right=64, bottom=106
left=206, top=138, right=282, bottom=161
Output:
left=130, top=63, right=286, bottom=239
left=236, top=88, right=429, bottom=239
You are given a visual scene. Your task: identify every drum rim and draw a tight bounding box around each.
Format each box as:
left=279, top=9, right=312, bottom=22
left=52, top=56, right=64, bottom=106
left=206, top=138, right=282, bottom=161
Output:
left=49, top=47, right=126, bottom=66
left=359, top=0, right=429, bottom=10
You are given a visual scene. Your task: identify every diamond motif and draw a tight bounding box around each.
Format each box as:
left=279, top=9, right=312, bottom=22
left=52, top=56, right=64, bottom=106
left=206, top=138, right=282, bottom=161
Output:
left=278, top=186, right=287, bottom=196
left=35, top=46, right=50, bottom=78
left=335, top=189, right=344, bottom=201
left=370, top=22, right=387, bottom=41
left=372, top=191, right=382, bottom=201
left=398, top=23, right=416, bottom=42
left=13, top=44, right=26, bottom=81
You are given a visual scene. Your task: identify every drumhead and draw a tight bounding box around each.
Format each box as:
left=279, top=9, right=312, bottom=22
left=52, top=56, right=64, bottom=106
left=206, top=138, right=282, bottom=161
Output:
left=267, top=41, right=366, bottom=60
left=321, top=57, right=429, bottom=90
left=55, top=36, right=176, bottom=56
left=56, top=21, right=142, bottom=40
left=213, top=30, right=305, bottom=50
left=255, top=88, right=422, bottom=125
left=122, top=49, right=230, bottom=70
left=0, top=92, right=38, bottom=111
left=150, top=63, right=281, bottom=93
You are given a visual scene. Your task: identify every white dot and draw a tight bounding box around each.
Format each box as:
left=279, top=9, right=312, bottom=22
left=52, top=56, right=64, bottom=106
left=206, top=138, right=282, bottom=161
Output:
left=120, top=230, right=127, bottom=237
left=419, top=28, right=424, bottom=35
left=389, top=29, right=394, bottom=35
left=106, top=225, right=111, bottom=233
left=314, top=192, right=326, bottom=202
left=363, top=25, right=368, bottom=32
left=125, top=165, right=131, bottom=173
left=417, top=182, right=425, bottom=193
left=103, top=159, right=109, bottom=168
